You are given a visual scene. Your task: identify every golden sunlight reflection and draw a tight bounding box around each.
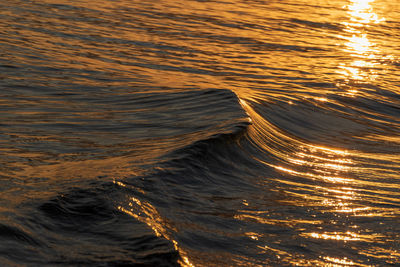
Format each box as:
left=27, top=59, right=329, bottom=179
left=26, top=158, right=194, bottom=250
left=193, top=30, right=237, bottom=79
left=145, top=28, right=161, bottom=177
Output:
left=322, top=256, right=356, bottom=266
left=303, top=231, right=384, bottom=243
left=117, top=193, right=194, bottom=267
left=339, top=33, right=378, bottom=81
left=242, top=101, right=357, bottom=186
left=346, top=0, right=385, bottom=26
left=345, top=34, right=372, bottom=55
left=240, top=101, right=393, bottom=258
left=359, top=247, right=400, bottom=265
left=338, top=0, right=385, bottom=83
left=272, top=145, right=355, bottom=184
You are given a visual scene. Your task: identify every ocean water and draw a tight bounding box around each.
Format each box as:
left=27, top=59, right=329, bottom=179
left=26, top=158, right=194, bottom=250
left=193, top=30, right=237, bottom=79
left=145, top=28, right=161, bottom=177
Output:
left=1, top=0, right=399, bottom=266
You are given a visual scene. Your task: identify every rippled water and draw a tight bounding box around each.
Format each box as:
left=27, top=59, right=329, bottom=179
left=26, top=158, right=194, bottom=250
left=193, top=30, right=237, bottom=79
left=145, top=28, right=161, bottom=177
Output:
left=1, top=0, right=400, bottom=266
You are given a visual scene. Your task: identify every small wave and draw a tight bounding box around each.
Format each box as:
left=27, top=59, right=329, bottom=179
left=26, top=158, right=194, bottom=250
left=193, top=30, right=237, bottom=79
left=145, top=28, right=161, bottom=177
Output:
left=0, top=224, right=41, bottom=246
left=32, top=183, right=180, bottom=266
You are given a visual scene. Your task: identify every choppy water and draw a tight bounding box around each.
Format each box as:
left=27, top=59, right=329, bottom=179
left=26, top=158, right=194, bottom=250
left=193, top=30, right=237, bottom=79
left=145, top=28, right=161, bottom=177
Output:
left=1, top=0, right=400, bottom=266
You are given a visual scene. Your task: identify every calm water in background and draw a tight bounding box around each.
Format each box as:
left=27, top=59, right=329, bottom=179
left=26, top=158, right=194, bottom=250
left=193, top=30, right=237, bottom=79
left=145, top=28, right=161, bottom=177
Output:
left=1, top=0, right=400, bottom=266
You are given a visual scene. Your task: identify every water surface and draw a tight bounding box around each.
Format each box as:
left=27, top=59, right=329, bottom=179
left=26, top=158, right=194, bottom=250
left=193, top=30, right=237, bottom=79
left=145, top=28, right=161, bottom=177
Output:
left=1, top=0, right=400, bottom=266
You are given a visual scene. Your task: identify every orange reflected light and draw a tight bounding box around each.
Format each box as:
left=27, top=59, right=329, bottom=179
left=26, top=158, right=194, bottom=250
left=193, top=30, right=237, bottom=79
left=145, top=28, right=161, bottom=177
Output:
left=265, top=141, right=354, bottom=184
left=308, top=231, right=361, bottom=241
left=304, top=231, right=384, bottom=243
left=338, top=65, right=364, bottom=80
left=346, top=34, right=372, bottom=55
left=323, top=187, right=356, bottom=197
left=349, top=0, right=374, bottom=10
left=307, top=145, right=349, bottom=157
left=336, top=206, right=371, bottom=213
left=359, top=247, right=400, bottom=263
left=353, top=59, right=371, bottom=68
left=313, top=97, right=328, bottom=102
left=272, top=165, right=353, bottom=184
left=347, top=0, right=385, bottom=25
left=338, top=58, right=378, bottom=81
left=118, top=196, right=195, bottom=267
left=296, top=152, right=352, bottom=164
left=245, top=232, right=262, bottom=240
left=338, top=0, right=385, bottom=83
left=323, top=256, right=356, bottom=266
left=287, top=158, right=352, bottom=172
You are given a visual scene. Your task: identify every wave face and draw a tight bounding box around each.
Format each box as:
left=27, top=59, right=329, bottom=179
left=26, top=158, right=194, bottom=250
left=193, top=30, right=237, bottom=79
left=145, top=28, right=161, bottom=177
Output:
left=1, top=0, right=400, bottom=266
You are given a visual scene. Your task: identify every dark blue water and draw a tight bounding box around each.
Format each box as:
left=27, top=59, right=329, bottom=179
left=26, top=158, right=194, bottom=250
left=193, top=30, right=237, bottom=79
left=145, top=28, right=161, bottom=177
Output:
left=1, top=0, right=400, bottom=266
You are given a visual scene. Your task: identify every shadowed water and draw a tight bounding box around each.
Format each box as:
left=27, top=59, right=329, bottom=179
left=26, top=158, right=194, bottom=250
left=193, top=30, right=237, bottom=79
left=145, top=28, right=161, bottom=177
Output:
left=1, top=0, right=399, bottom=266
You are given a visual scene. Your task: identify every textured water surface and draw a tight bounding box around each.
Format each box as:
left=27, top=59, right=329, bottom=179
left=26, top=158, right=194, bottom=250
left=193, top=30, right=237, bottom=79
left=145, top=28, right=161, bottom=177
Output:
left=1, top=0, right=400, bottom=266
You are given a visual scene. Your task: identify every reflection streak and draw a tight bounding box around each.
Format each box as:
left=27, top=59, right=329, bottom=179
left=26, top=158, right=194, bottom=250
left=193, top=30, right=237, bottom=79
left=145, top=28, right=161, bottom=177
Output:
left=339, top=0, right=384, bottom=83
left=118, top=195, right=195, bottom=267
